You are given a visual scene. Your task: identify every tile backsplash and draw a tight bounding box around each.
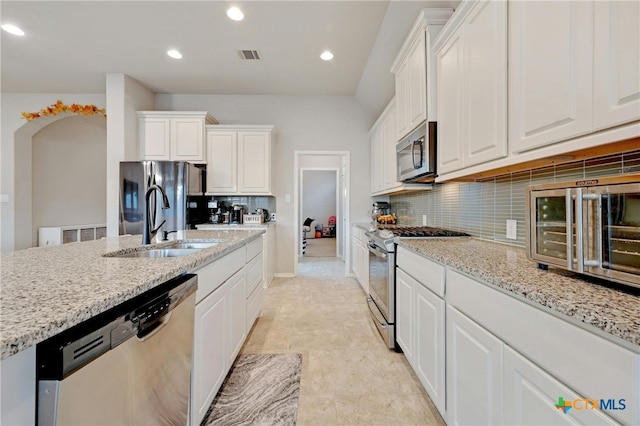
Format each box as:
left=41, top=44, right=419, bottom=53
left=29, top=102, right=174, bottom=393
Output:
left=390, top=150, right=640, bottom=247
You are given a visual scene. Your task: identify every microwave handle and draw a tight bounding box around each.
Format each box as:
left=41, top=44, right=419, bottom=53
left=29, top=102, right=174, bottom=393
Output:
left=412, top=140, right=423, bottom=169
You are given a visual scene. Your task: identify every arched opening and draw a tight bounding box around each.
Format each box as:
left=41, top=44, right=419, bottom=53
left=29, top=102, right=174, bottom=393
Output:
left=13, top=114, right=107, bottom=248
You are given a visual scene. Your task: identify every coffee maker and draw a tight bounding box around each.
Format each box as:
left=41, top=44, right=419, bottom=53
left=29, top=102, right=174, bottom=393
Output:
left=231, top=204, right=246, bottom=224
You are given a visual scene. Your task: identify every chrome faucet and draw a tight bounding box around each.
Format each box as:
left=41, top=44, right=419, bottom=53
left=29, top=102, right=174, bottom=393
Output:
left=142, top=184, right=170, bottom=245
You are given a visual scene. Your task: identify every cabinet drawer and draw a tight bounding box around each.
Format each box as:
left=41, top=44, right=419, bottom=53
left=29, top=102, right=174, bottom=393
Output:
left=246, top=253, right=263, bottom=298
left=194, top=248, right=245, bottom=303
left=396, top=246, right=445, bottom=296
left=247, top=237, right=262, bottom=261
left=247, top=283, right=264, bottom=330
left=446, top=269, right=639, bottom=425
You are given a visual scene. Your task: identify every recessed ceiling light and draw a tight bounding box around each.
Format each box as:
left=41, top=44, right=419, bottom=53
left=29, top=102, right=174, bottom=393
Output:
left=227, top=7, right=244, bottom=21
left=2, top=24, right=25, bottom=36
left=167, top=49, right=183, bottom=59
left=320, top=51, right=334, bottom=61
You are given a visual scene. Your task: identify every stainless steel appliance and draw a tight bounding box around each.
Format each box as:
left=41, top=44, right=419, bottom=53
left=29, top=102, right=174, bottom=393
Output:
left=396, top=122, right=436, bottom=183
left=231, top=204, right=246, bottom=224
left=119, top=161, right=203, bottom=239
left=527, top=174, right=640, bottom=289
left=37, top=274, right=198, bottom=425
left=365, top=226, right=469, bottom=349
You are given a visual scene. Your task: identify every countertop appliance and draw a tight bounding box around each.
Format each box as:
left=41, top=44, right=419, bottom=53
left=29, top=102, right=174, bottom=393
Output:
left=36, top=274, right=198, bottom=425
left=526, top=174, right=640, bottom=289
left=119, top=161, right=203, bottom=238
left=365, top=226, right=469, bottom=349
left=231, top=204, right=246, bottom=224
left=396, top=122, right=436, bottom=183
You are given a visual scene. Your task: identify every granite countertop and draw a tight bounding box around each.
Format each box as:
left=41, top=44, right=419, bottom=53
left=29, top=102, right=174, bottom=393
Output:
left=397, top=238, right=640, bottom=350
left=195, top=222, right=276, bottom=229
left=0, top=229, right=264, bottom=360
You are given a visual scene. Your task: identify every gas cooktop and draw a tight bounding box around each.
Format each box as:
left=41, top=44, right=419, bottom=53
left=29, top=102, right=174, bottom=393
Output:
left=377, top=225, right=470, bottom=238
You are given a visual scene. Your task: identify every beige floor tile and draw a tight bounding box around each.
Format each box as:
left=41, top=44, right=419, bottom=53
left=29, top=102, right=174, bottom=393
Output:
left=240, top=258, right=445, bottom=426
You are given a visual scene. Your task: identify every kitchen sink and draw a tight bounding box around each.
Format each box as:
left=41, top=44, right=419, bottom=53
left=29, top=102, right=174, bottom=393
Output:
left=105, top=240, right=221, bottom=259
left=165, top=241, right=221, bottom=250
left=111, top=248, right=200, bottom=258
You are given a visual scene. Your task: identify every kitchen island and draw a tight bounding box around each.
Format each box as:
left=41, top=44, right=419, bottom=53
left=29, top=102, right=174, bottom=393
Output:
left=0, top=229, right=264, bottom=360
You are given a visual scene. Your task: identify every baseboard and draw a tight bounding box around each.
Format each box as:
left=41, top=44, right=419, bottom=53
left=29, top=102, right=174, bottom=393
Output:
left=274, top=273, right=295, bottom=278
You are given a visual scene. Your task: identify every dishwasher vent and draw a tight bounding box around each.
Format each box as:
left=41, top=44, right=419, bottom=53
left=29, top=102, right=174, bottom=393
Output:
left=239, top=50, right=261, bottom=60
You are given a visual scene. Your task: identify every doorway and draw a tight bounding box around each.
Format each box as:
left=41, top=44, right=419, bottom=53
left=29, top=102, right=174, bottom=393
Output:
left=300, top=168, right=338, bottom=258
left=293, top=151, right=350, bottom=277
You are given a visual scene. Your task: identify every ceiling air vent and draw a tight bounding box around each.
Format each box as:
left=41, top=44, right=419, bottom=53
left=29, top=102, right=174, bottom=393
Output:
left=239, top=50, right=261, bottom=60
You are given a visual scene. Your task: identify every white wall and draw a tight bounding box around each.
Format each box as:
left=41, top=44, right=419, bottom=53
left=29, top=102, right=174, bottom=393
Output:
left=302, top=170, right=337, bottom=229
left=155, top=94, right=372, bottom=274
left=105, top=74, right=154, bottom=237
left=1, top=94, right=106, bottom=251
left=32, top=116, right=107, bottom=246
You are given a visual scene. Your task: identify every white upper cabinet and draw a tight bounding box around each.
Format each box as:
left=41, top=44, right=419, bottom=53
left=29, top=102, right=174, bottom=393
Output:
left=392, top=9, right=453, bottom=142
left=593, top=1, right=640, bottom=131
left=138, top=111, right=217, bottom=162
left=509, top=1, right=593, bottom=153
left=205, top=125, right=273, bottom=195
left=435, top=0, right=507, bottom=175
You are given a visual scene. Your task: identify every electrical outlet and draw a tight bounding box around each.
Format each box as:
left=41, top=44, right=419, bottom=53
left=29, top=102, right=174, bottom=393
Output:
left=422, top=214, right=427, bottom=226
left=506, top=219, right=517, bottom=240
left=271, top=212, right=277, bottom=221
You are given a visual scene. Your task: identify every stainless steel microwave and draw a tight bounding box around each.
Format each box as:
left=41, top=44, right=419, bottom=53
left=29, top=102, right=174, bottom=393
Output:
left=526, top=174, right=640, bottom=289
left=396, top=122, right=436, bottom=182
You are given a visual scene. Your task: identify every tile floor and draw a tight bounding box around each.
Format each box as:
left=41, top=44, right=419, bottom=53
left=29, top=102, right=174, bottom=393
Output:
left=240, top=257, right=446, bottom=426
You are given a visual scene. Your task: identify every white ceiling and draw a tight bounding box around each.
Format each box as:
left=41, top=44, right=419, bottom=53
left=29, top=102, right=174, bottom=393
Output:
left=1, top=1, right=458, bottom=118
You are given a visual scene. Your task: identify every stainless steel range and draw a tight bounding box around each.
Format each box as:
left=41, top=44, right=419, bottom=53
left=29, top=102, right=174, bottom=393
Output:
left=365, top=226, right=469, bottom=349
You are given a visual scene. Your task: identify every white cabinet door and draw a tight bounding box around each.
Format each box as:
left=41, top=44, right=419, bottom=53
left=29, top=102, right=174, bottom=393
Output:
left=464, top=0, right=507, bottom=167
left=503, top=346, right=618, bottom=426
left=382, top=105, right=401, bottom=191
left=370, top=129, right=384, bottom=194
left=171, top=117, right=205, bottom=162
left=415, top=283, right=445, bottom=417
left=139, top=117, right=171, bottom=160
left=359, top=239, right=369, bottom=292
left=447, top=305, right=503, bottom=426
left=407, top=33, right=427, bottom=132
left=509, top=1, right=593, bottom=153
left=395, top=269, right=415, bottom=365
left=395, top=60, right=410, bottom=140
left=437, top=30, right=465, bottom=174
left=206, top=131, right=237, bottom=194
left=191, top=282, right=227, bottom=425
left=593, top=1, right=640, bottom=131
left=228, top=269, right=246, bottom=364
left=238, top=131, right=271, bottom=194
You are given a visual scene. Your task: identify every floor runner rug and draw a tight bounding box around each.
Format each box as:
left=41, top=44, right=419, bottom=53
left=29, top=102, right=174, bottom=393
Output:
left=202, top=353, right=302, bottom=426
left=304, top=237, right=336, bottom=257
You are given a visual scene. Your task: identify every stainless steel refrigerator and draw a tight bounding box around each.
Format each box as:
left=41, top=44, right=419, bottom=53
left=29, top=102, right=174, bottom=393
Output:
left=119, top=161, right=203, bottom=238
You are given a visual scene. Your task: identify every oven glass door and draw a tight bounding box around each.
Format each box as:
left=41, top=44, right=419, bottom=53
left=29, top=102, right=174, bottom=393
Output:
left=368, top=241, right=390, bottom=320
left=529, top=188, right=576, bottom=268
left=594, top=184, right=640, bottom=284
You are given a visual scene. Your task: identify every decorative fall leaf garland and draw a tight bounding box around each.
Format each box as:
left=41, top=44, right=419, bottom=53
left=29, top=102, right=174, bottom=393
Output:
left=21, top=100, right=107, bottom=122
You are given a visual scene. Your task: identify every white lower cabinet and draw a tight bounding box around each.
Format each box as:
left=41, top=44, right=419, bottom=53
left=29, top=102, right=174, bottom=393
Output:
left=190, top=238, right=265, bottom=426
left=395, top=245, right=637, bottom=426
left=350, top=225, right=369, bottom=293
left=503, top=346, right=618, bottom=426
left=395, top=269, right=415, bottom=363
left=446, top=305, right=503, bottom=426
left=395, top=246, right=446, bottom=417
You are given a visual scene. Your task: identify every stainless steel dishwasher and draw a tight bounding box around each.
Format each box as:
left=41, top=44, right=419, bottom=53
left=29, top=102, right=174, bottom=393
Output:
left=36, top=274, right=197, bottom=425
